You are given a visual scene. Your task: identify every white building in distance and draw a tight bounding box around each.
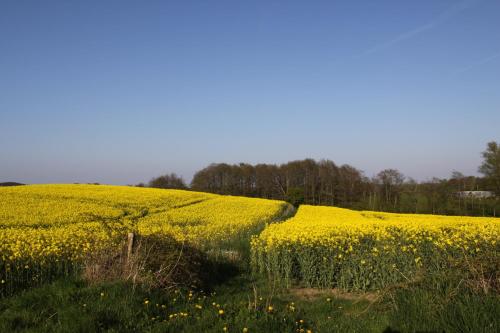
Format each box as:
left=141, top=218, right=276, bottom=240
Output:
left=456, top=191, right=495, bottom=199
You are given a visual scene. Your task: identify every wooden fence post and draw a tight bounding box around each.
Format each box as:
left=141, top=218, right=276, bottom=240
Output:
left=127, top=232, right=135, bottom=264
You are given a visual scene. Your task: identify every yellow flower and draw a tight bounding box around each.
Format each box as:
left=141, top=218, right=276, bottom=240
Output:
left=0, top=184, right=288, bottom=293
left=218, top=309, right=224, bottom=315
left=251, top=204, right=499, bottom=291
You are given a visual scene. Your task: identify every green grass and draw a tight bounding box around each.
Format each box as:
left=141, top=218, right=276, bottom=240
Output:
left=1, top=269, right=498, bottom=333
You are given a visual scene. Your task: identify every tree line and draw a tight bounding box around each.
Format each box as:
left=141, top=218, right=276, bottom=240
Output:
left=142, top=141, right=500, bottom=217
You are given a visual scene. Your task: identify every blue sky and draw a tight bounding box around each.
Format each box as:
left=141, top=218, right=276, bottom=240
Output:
left=1, top=0, right=499, bottom=184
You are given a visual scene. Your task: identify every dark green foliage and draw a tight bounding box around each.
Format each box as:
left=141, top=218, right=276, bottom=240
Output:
left=479, top=141, right=500, bottom=195
left=286, top=187, right=305, bottom=207
left=190, top=158, right=499, bottom=217
left=148, top=173, right=187, bottom=189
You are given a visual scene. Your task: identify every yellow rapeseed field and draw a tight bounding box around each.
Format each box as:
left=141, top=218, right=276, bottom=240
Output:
left=138, top=196, right=288, bottom=249
left=0, top=184, right=288, bottom=295
left=251, top=205, right=500, bottom=290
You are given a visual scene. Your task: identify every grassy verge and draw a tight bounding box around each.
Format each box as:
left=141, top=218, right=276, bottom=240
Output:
left=1, top=268, right=498, bottom=333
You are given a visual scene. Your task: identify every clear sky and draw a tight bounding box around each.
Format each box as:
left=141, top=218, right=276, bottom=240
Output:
left=1, top=0, right=499, bottom=185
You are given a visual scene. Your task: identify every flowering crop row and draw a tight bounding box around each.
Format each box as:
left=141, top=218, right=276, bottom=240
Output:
left=251, top=205, right=500, bottom=290
left=138, top=196, right=288, bottom=252
left=0, top=184, right=288, bottom=295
